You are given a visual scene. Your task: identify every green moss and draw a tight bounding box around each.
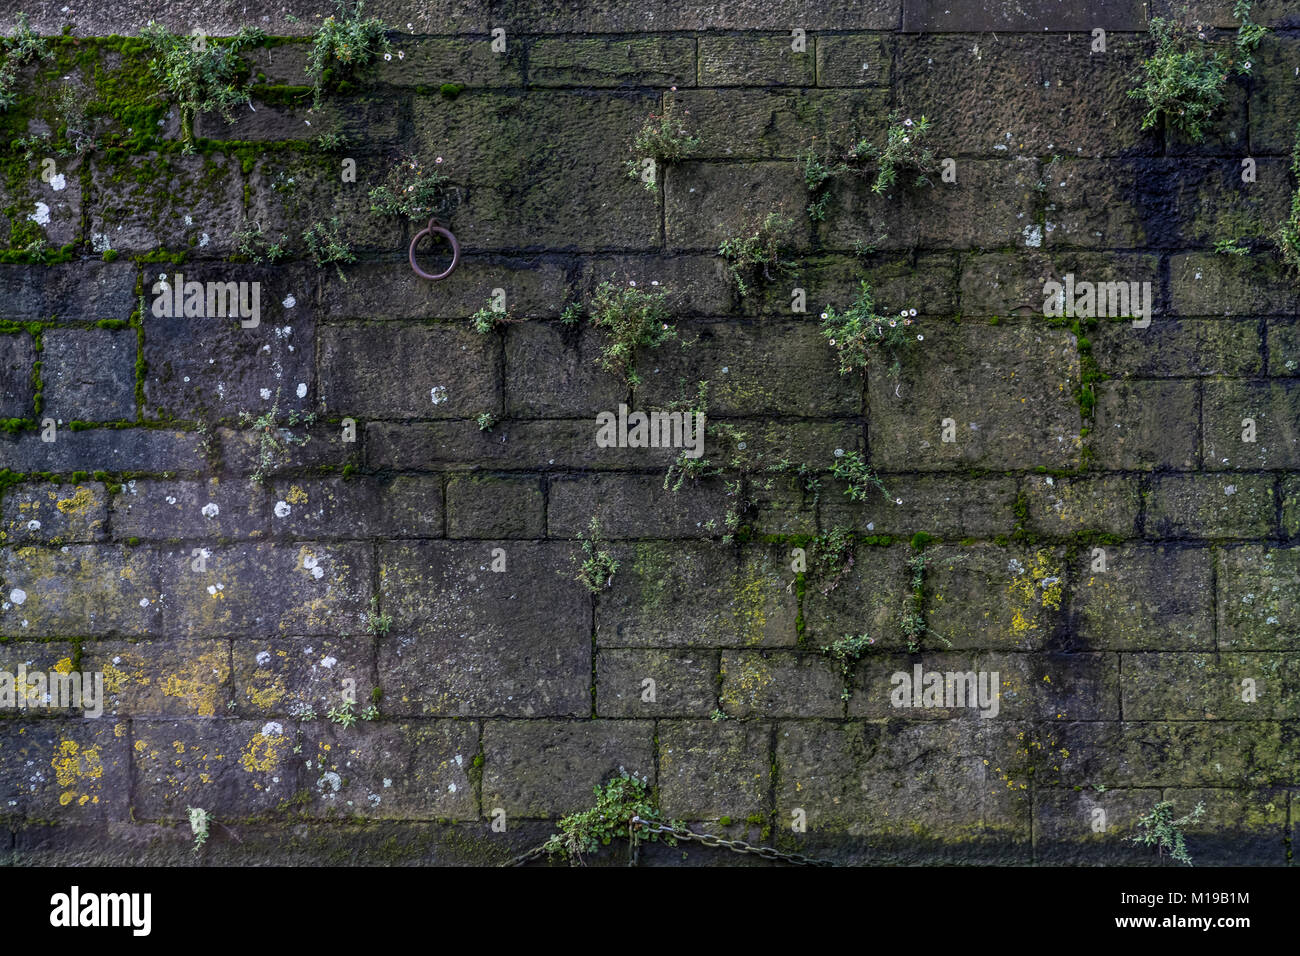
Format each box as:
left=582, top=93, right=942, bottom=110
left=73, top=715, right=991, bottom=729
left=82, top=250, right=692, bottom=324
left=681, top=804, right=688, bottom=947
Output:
left=439, top=82, right=463, bottom=99
left=95, top=318, right=129, bottom=330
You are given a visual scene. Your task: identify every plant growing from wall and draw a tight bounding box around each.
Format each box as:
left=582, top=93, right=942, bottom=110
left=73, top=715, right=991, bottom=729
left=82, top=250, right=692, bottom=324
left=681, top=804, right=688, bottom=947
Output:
left=1276, top=121, right=1300, bottom=274
left=820, top=632, right=874, bottom=701
left=1128, top=3, right=1262, bottom=144
left=470, top=298, right=521, bottom=334
left=232, top=218, right=288, bottom=264
left=542, top=774, right=678, bottom=863
left=573, top=517, right=619, bottom=593
left=140, top=22, right=266, bottom=151
left=307, top=0, right=390, bottom=107
left=566, top=279, right=677, bottom=387
left=829, top=450, right=893, bottom=504
left=803, top=114, right=936, bottom=219
left=718, top=210, right=798, bottom=298
left=363, top=596, right=391, bottom=635
left=820, top=280, right=920, bottom=378
left=1129, top=800, right=1206, bottom=866
left=624, top=96, right=700, bottom=193
left=476, top=411, right=498, bottom=432
left=237, top=392, right=316, bottom=484
left=302, top=217, right=355, bottom=280
left=809, top=526, right=855, bottom=595
left=0, top=14, right=47, bottom=112
left=187, top=806, right=210, bottom=853
left=901, top=543, right=952, bottom=653
left=368, top=154, right=448, bottom=219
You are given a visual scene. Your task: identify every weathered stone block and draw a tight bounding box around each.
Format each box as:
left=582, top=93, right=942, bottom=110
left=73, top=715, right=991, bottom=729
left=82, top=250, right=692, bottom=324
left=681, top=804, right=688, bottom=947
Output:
left=157, top=542, right=373, bottom=637
left=131, top=719, right=299, bottom=819
left=595, top=648, right=718, bottom=718
left=659, top=720, right=771, bottom=821
left=1203, top=380, right=1300, bottom=470
left=298, top=721, right=478, bottom=820
left=110, top=479, right=270, bottom=540
left=1091, top=380, right=1199, bottom=470
left=1217, top=547, right=1300, bottom=651
left=446, top=474, right=543, bottom=538
left=926, top=545, right=1068, bottom=651
left=231, top=635, right=375, bottom=718
left=1, top=481, right=107, bottom=545
left=698, top=36, right=815, bottom=87
left=528, top=36, right=695, bottom=87
left=1022, top=474, right=1141, bottom=537
left=1144, top=474, right=1274, bottom=538
left=596, top=542, right=798, bottom=648
left=379, top=541, right=590, bottom=716
left=481, top=719, right=655, bottom=817
left=720, top=651, right=842, bottom=718
left=867, top=322, right=1082, bottom=471
left=1073, top=545, right=1215, bottom=650
left=319, top=323, right=500, bottom=419
left=0, top=544, right=160, bottom=637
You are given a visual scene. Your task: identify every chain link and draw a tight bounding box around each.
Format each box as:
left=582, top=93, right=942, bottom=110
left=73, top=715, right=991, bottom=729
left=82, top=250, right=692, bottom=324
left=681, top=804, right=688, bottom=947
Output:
left=631, top=816, right=835, bottom=867
left=502, top=818, right=835, bottom=867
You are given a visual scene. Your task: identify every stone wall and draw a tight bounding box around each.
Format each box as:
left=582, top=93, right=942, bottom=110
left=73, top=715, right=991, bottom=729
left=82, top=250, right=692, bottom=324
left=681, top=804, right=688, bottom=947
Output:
left=0, top=0, right=1296, bottom=865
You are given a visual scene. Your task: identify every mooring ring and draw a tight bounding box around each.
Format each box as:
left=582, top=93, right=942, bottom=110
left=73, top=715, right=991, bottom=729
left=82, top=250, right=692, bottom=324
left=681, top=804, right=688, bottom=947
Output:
left=409, top=218, right=459, bottom=280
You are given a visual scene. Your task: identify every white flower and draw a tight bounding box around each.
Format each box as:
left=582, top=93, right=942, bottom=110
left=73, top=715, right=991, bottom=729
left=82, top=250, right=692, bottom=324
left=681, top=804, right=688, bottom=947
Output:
left=384, top=52, right=392, bottom=60
left=435, top=156, right=443, bottom=164
left=909, top=308, right=917, bottom=316
left=895, top=498, right=903, bottom=505
left=821, top=312, right=829, bottom=319
left=889, top=319, right=896, bottom=327
left=903, top=118, right=913, bottom=127
left=629, top=280, right=636, bottom=286
left=829, top=338, right=836, bottom=346
left=917, top=334, right=924, bottom=341
left=398, top=50, right=406, bottom=60
left=902, top=136, right=910, bottom=144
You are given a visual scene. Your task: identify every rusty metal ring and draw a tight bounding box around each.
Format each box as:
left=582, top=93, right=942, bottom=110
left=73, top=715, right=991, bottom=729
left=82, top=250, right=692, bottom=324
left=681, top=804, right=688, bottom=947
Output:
left=409, top=218, right=459, bottom=280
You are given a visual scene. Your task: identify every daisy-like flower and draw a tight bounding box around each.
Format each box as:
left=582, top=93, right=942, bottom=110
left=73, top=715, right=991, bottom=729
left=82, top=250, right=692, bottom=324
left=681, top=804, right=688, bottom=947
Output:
left=900, top=309, right=908, bottom=316
left=435, top=157, right=443, bottom=164
left=829, top=338, right=836, bottom=345
left=909, top=308, right=917, bottom=316
left=895, top=498, right=903, bottom=505
left=917, top=334, right=924, bottom=341
left=1243, top=60, right=1252, bottom=70
left=903, top=118, right=913, bottom=127
left=821, top=312, right=829, bottom=319
left=651, top=280, right=659, bottom=285
left=889, top=319, right=896, bottom=327
left=398, top=51, right=406, bottom=60
left=629, top=280, right=637, bottom=287
left=384, top=52, right=392, bottom=60
left=902, top=136, right=910, bottom=144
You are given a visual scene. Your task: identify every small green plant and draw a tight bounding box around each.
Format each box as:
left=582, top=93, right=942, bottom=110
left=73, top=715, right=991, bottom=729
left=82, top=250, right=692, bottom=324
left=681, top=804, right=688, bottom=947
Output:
left=187, top=806, right=210, bottom=853
left=625, top=97, right=700, bottom=193
left=809, top=526, right=855, bottom=595
left=1129, top=800, right=1206, bottom=865
left=141, top=22, right=266, bottom=151
left=718, top=210, right=797, bottom=298
left=476, top=411, right=498, bottom=432
left=901, top=548, right=951, bottom=652
left=0, top=14, right=47, bottom=112
left=302, top=217, right=355, bottom=280
left=232, top=218, right=288, bottom=264
left=369, top=154, right=448, bottom=219
left=855, top=114, right=936, bottom=196
left=661, top=380, right=716, bottom=492
left=1213, top=236, right=1249, bottom=256
left=543, top=773, right=678, bottom=864
left=237, top=393, right=315, bottom=484
left=582, top=279, right=676, bottom=387
left=820, top=632, right=874, bottom=701
left=1126, top=6, right=1260, bottom=143
left=803, top=114, right=935, bottom=219
left=469, top=299, right=520, bottom=334
left=306, top=0, right=390, bottom=107
left=1277, top=122, right=1300, bottom=274
left=574, top=517, right=619, bottom=593
left=327, top=700, right=358, bottom=728
left=820, top=280, right=920, bottom=377
left=709, top=708, right=730, bottom=721
left=364, top=596, right=392, bottom=636
left=830, top=450, right=893, bottom=504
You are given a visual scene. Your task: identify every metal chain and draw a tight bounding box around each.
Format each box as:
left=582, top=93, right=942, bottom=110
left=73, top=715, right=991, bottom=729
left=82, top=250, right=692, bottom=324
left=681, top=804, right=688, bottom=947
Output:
left=501, top=817, right=835, bottom=867
left=631, top=816, right=836, bottom=867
